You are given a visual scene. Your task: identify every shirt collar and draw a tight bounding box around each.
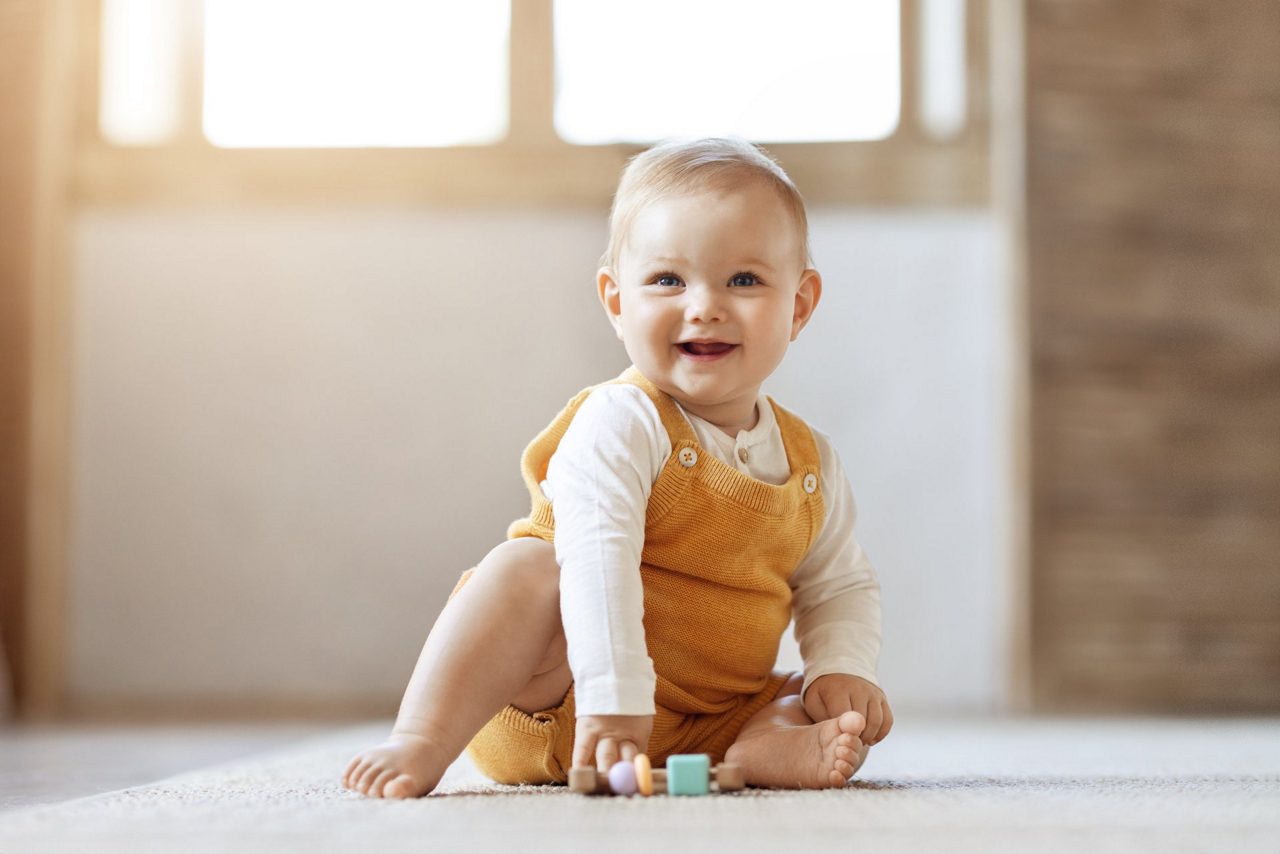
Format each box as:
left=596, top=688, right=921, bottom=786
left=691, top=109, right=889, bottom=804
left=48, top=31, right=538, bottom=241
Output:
left=677, top=390, right=774, bottom=445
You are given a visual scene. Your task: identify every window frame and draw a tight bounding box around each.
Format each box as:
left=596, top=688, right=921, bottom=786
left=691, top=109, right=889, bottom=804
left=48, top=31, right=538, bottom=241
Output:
left=75, top=0, right=990, bottom=207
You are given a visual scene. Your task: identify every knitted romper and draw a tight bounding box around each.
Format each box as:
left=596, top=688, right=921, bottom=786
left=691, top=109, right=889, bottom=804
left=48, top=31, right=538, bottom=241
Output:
left=457, top=365, right=826, bottom=784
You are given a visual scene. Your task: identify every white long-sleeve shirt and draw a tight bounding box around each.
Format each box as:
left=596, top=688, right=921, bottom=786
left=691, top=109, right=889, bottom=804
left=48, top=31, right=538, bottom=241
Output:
left=543, top=382, right=882, bottom=716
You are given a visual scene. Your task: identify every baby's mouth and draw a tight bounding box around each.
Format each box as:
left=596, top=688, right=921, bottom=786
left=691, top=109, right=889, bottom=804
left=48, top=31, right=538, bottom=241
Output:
left=680, top=341, right=736, bottom=356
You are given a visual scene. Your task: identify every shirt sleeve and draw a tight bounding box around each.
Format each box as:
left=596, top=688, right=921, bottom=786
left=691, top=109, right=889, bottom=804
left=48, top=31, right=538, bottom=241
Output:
left=789, top=429, right=883, bottom=701
left=543, top=383, right=668, bottom=716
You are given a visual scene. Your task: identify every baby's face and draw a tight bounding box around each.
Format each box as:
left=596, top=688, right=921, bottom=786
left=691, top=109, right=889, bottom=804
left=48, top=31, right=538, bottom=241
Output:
left=598, top=181, right=821, bottom=432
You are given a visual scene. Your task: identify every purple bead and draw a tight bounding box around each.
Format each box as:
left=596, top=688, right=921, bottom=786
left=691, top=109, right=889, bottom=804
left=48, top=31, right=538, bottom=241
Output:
left=608, top=760, right=637, bottom=795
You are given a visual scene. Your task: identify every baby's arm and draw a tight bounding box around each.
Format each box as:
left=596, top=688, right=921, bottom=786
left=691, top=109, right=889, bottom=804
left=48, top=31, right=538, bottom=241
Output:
left=790, top=435, right=893, bottom=744
left=544, top=385, right=668, bottom=769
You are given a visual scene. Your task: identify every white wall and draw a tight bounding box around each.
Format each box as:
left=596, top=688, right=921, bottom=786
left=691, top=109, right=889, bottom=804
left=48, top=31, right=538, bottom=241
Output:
left=67, top=206, right=1008, bottom=714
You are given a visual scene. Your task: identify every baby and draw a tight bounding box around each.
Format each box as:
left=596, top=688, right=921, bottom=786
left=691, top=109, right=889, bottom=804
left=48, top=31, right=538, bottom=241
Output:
left=343, top=137, right=891, bottom=798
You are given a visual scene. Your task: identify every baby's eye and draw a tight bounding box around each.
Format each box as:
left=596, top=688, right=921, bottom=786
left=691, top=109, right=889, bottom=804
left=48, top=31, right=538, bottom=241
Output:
left=729, top=272, right=760, bottom=287
left=654, top=274, right=682, bottom=288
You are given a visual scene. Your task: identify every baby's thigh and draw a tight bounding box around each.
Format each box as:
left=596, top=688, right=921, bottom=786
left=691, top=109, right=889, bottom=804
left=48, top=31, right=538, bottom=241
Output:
left=462, top=537, right=565, bottom=656
left=468, top=538, right=570, bottom=712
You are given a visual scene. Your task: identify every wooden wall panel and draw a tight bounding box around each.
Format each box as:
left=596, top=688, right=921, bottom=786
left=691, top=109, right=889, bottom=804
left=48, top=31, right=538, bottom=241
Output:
left=1027, top=1, right=1280, bottom=711
left=0, top=0, right=43, bottom=715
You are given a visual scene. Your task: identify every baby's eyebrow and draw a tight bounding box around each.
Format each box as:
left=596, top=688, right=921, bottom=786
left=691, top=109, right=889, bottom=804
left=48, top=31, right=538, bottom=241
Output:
left=646, top=256, right=777, bottom=271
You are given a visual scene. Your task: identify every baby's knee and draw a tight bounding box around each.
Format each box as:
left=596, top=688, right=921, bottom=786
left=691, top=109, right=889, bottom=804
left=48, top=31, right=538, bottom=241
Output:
left=478, top=537, right=559, bottom=600
left=491, top=536, right=557, bottom=570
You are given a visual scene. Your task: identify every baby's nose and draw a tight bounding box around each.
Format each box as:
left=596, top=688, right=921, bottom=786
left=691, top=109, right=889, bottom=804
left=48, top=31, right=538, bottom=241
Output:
left=683, top=286, right=725, bottom=322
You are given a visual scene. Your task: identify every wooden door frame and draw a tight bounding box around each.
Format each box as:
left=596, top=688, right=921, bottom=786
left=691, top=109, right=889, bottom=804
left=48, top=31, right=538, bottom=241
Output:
left=1, top=0, right=78, bottom=719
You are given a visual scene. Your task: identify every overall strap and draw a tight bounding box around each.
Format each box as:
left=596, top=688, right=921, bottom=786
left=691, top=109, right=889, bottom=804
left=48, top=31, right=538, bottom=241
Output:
left=765, top=395, right=823, bottom=480
left=611, top=365, right=698, bottom=445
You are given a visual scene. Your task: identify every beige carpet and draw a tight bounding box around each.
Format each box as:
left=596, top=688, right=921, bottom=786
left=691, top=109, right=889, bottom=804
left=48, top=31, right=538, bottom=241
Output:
left=1, top=716, right=1277, bottom=853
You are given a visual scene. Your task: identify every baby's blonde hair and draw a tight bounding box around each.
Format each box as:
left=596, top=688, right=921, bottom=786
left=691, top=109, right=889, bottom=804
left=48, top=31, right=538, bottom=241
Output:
left=601, top=137, right=812, bottom=271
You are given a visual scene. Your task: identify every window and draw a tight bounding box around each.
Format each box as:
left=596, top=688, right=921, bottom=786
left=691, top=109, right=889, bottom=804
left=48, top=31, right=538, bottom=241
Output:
left=83, top=0, right=989, bottom=206
left=203, top=0, right=509, bottom=148
left=553, top=0, right=901, bottom=145
left=919, top=0, right=967, bottom=140
left=99, top=0, right=183, bottom=145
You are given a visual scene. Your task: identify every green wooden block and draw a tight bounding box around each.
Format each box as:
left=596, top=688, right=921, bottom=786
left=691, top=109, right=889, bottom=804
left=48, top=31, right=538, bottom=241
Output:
left=666, top=754, right=710, bottom=795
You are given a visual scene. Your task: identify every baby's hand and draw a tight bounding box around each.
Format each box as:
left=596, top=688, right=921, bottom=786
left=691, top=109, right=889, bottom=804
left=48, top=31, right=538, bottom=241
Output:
left=572, top=714, right=654, bottom=772
left=803, top=674, right=894, bottom=746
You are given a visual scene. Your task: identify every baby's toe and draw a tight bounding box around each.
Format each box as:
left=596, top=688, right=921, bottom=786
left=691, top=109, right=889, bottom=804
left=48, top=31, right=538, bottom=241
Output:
left=836, top=732, right=860, bottom=749
left=370, top=768, right=397, bottom=798
left=836, top=710, right=866, bottom=735
left=356, top=763, right=385, bottom=795
left=383, top=774, right=417, bottom=799
left=343, top=757, right=368, bottom=790
left=834, top=758, right=854, bottom=778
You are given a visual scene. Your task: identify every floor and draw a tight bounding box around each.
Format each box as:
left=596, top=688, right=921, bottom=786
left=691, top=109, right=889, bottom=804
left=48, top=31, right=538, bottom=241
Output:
left=0, top=720, right=336, bottom=811
left=1, top=716, right=1276, bottom=853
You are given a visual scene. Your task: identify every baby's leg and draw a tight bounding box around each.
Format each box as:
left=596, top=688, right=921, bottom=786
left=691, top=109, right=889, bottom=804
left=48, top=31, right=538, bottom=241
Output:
left=722, top=674, right=870, bottom=789
left=342, top=537, right=569, bottom=798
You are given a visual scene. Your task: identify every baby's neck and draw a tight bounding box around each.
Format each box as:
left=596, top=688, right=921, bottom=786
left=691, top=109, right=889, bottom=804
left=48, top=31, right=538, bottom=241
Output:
left=683, top=399, right=760, bottom=439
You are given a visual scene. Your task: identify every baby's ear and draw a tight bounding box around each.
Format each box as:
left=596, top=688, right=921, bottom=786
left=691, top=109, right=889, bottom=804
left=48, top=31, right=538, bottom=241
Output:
left=790, top=268, right=823, bottom=341
left=597, top=267, right=624, bottom=341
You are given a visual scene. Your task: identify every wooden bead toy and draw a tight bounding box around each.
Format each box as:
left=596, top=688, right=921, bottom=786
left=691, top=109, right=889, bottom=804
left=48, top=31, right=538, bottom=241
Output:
left=608, top=760, right=637, bottom=795
left=568, top=753, right=744, bottom=796
left=634, top=752, right=653, bottom=796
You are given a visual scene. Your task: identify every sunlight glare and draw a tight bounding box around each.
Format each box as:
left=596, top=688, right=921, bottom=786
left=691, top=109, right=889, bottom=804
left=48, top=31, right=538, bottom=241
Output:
left=100, top=0, right=182, bottom=145
left=203, top=0, right=510, bottom=147
left=553, top=0, right=900, bottom=144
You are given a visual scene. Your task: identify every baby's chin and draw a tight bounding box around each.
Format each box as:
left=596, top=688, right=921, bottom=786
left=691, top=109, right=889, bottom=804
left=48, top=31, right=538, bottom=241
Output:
left=667, top=380, right=763, bottom=417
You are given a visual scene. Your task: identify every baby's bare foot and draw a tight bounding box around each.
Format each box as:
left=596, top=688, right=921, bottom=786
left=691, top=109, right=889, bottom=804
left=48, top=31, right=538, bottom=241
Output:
left=342, top=732, right=451, bottom=798
left=724, top=711, right=868, bottom=789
